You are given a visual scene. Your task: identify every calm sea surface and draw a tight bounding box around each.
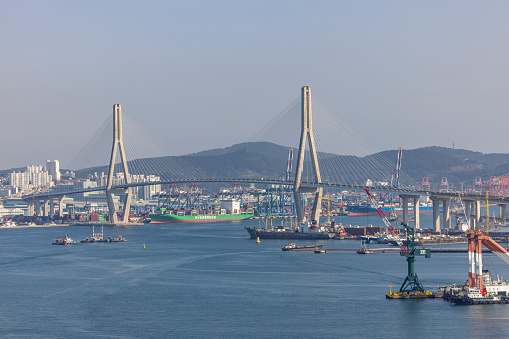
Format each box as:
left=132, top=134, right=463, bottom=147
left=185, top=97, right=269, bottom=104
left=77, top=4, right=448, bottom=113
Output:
left=2, top=215, right=509, bottom=338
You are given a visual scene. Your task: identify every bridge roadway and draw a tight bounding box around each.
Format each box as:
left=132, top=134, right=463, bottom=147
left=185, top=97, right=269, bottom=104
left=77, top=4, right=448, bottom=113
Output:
left=21, top=178, right=509, bottom=232
left=21, top=178, right=509, bottom=201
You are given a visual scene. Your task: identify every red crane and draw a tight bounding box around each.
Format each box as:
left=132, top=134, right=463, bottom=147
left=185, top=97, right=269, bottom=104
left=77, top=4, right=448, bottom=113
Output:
left=364, top=188, right=408, bottom=255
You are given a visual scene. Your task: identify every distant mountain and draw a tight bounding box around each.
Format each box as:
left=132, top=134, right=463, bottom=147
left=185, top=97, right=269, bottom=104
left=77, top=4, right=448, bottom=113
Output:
left=190, top=142, right=293, bottom=160
left=374, top=146, right=509, bottom=190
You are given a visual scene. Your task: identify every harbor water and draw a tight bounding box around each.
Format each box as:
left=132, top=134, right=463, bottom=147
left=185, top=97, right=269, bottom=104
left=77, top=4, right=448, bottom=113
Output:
left=2, top=217, right=509, bottom=338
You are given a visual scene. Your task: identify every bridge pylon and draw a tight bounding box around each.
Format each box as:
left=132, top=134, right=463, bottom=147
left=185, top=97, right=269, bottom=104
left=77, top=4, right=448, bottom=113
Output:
left=106, top=104, right=132, bottom=224
left=293, top=86, right=322, bottom=224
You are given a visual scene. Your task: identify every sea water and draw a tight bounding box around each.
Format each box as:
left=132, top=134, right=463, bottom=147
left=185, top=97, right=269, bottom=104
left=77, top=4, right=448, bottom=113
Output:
left=1, top=218, right=509, bottom=338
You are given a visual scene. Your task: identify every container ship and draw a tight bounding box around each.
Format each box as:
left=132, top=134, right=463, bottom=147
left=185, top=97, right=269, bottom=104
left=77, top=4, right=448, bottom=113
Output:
left=149, top=202, right=254, bottom=223
left=151, top=213, right=253, bottom=223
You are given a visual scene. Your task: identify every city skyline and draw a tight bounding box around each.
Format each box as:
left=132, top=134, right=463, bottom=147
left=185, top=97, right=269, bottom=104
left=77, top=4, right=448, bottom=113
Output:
left=3, top=1, right=509, bottom=168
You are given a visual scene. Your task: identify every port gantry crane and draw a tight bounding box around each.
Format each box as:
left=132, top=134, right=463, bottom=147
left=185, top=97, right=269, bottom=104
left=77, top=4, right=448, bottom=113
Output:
left=319, top=193, right=333, bottom=224
left=364, top=188, right=431, bottom=294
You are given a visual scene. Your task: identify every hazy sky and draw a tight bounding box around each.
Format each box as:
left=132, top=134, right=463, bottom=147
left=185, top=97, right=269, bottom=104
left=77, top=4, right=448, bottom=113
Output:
left=2, top=1, right=509, bottom=168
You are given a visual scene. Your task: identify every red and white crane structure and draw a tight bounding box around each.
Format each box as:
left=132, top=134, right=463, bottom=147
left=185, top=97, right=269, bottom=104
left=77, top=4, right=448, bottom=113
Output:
left=467, top=230, right=509, bottom=292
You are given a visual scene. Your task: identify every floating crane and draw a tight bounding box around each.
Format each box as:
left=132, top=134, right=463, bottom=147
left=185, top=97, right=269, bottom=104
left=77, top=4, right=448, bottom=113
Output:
left=364, top=188, right=437, bottom=298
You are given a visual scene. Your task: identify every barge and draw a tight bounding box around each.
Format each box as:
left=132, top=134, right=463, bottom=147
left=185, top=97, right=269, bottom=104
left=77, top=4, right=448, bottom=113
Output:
left=282, top=243, right=323, bottom=251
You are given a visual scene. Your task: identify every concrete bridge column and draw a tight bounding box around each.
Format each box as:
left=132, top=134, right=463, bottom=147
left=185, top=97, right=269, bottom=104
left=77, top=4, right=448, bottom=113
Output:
left=499, top=204, right=507, bottom=224
left=402, top=196, right=409, bottom=226
left=35, top=200, right=42, bottom=217
left=43, top=199, right=50, bottom=217
left=464, top=201, right=472, bottom=229
left=27, top=201, right=34, bottom=216
left=58, top=197, right=64, bottom=218
left=49, top=198, right=55, bottom=218
left=442, top=198, right=451, bottom=230
left=401, top=194, right=421, bottom=229
left=413, top=197, right=420, bottom=229
left=474, top=200, right=481, bottom=230
left=432, top=198, right=441, bottom=232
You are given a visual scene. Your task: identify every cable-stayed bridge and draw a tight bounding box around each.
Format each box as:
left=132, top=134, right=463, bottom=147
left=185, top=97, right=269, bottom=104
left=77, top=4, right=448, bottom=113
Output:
left=22, top=86, right=509, bottom=231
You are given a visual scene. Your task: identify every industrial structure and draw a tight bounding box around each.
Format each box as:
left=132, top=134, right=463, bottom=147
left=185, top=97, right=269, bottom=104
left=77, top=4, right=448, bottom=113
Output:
left=293, top=86, right=322, bottom=224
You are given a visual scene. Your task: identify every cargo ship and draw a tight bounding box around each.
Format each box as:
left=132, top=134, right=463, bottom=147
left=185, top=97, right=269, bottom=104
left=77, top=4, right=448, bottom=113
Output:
left=150, top=202, right=254, bottom=223
left=245, top=221, right=334, bottom=240
left=347, top=204, right=436, bottom=216
left=151, top=213, right=253, bottom=223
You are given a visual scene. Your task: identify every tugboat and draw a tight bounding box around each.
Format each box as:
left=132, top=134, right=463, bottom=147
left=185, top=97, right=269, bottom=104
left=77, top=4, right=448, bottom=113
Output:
left=53, top=234, right=76, bottom=245
left=282, top=242, right=323, bottom=251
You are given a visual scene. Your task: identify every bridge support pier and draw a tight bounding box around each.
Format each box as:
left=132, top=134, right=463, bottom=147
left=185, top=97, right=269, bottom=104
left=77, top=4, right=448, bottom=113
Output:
left=499, top=204, right=507, bottom=224
left=43, top=199, right=49, bottom=217
left=413, top=197, right=420, bottom=229
left=49, top=198, right=55, bottom=218
left=465, top=201, right=472, bottom=229
left=293, top=86, right=322, bottom=224
left=442, top=198, right=451, bottom=230
left=35, top=200, right=41, bottom=217
left=464, top=200, right=481, bottom=230
left=474, top=200, right=481, bottom=230
left=58, top=197, right=64, bottom=218
left=431, top=197, right=452, bottom=232
left=27, top=201, right=34, bottom=216
left=432, top=198, right=440, bottom=232
left=400, top=194, right=421, bottom=229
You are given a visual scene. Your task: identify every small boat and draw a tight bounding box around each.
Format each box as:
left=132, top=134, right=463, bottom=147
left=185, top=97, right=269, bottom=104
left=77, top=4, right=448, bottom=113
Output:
left=0, top=220, right=17, bottom=227
left=282, top=242, right=323, bottom=251
left=80, top=226, right=126, bottom=243
left=102, top=235, right=126, bottom=243
left=81, top=225, right=104, bottom=243
left=52, top=234, right=76, bottom=245
left=357, top=240, right=373, bottom=254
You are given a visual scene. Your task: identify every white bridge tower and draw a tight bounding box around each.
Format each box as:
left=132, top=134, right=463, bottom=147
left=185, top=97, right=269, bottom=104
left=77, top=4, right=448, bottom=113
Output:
left=106, top=104, right=132, bottom=224
left=293, top=86, right=322, bottom=224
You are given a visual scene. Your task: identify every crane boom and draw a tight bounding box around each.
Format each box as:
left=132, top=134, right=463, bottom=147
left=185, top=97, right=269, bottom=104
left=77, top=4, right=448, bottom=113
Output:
left=364, top=188, right=408, bottom=255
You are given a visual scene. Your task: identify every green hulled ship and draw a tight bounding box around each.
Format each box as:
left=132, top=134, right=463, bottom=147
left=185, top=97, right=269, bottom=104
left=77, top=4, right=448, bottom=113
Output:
left=149, top=213, right=254, bottom=223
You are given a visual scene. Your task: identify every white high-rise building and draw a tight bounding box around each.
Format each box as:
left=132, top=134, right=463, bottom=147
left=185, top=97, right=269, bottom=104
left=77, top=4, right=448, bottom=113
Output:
left=9, top=172, right=30, bottom=191
left=10, top=164, right=53, bottom=192
left=46, top=160, right=61, bottom=182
